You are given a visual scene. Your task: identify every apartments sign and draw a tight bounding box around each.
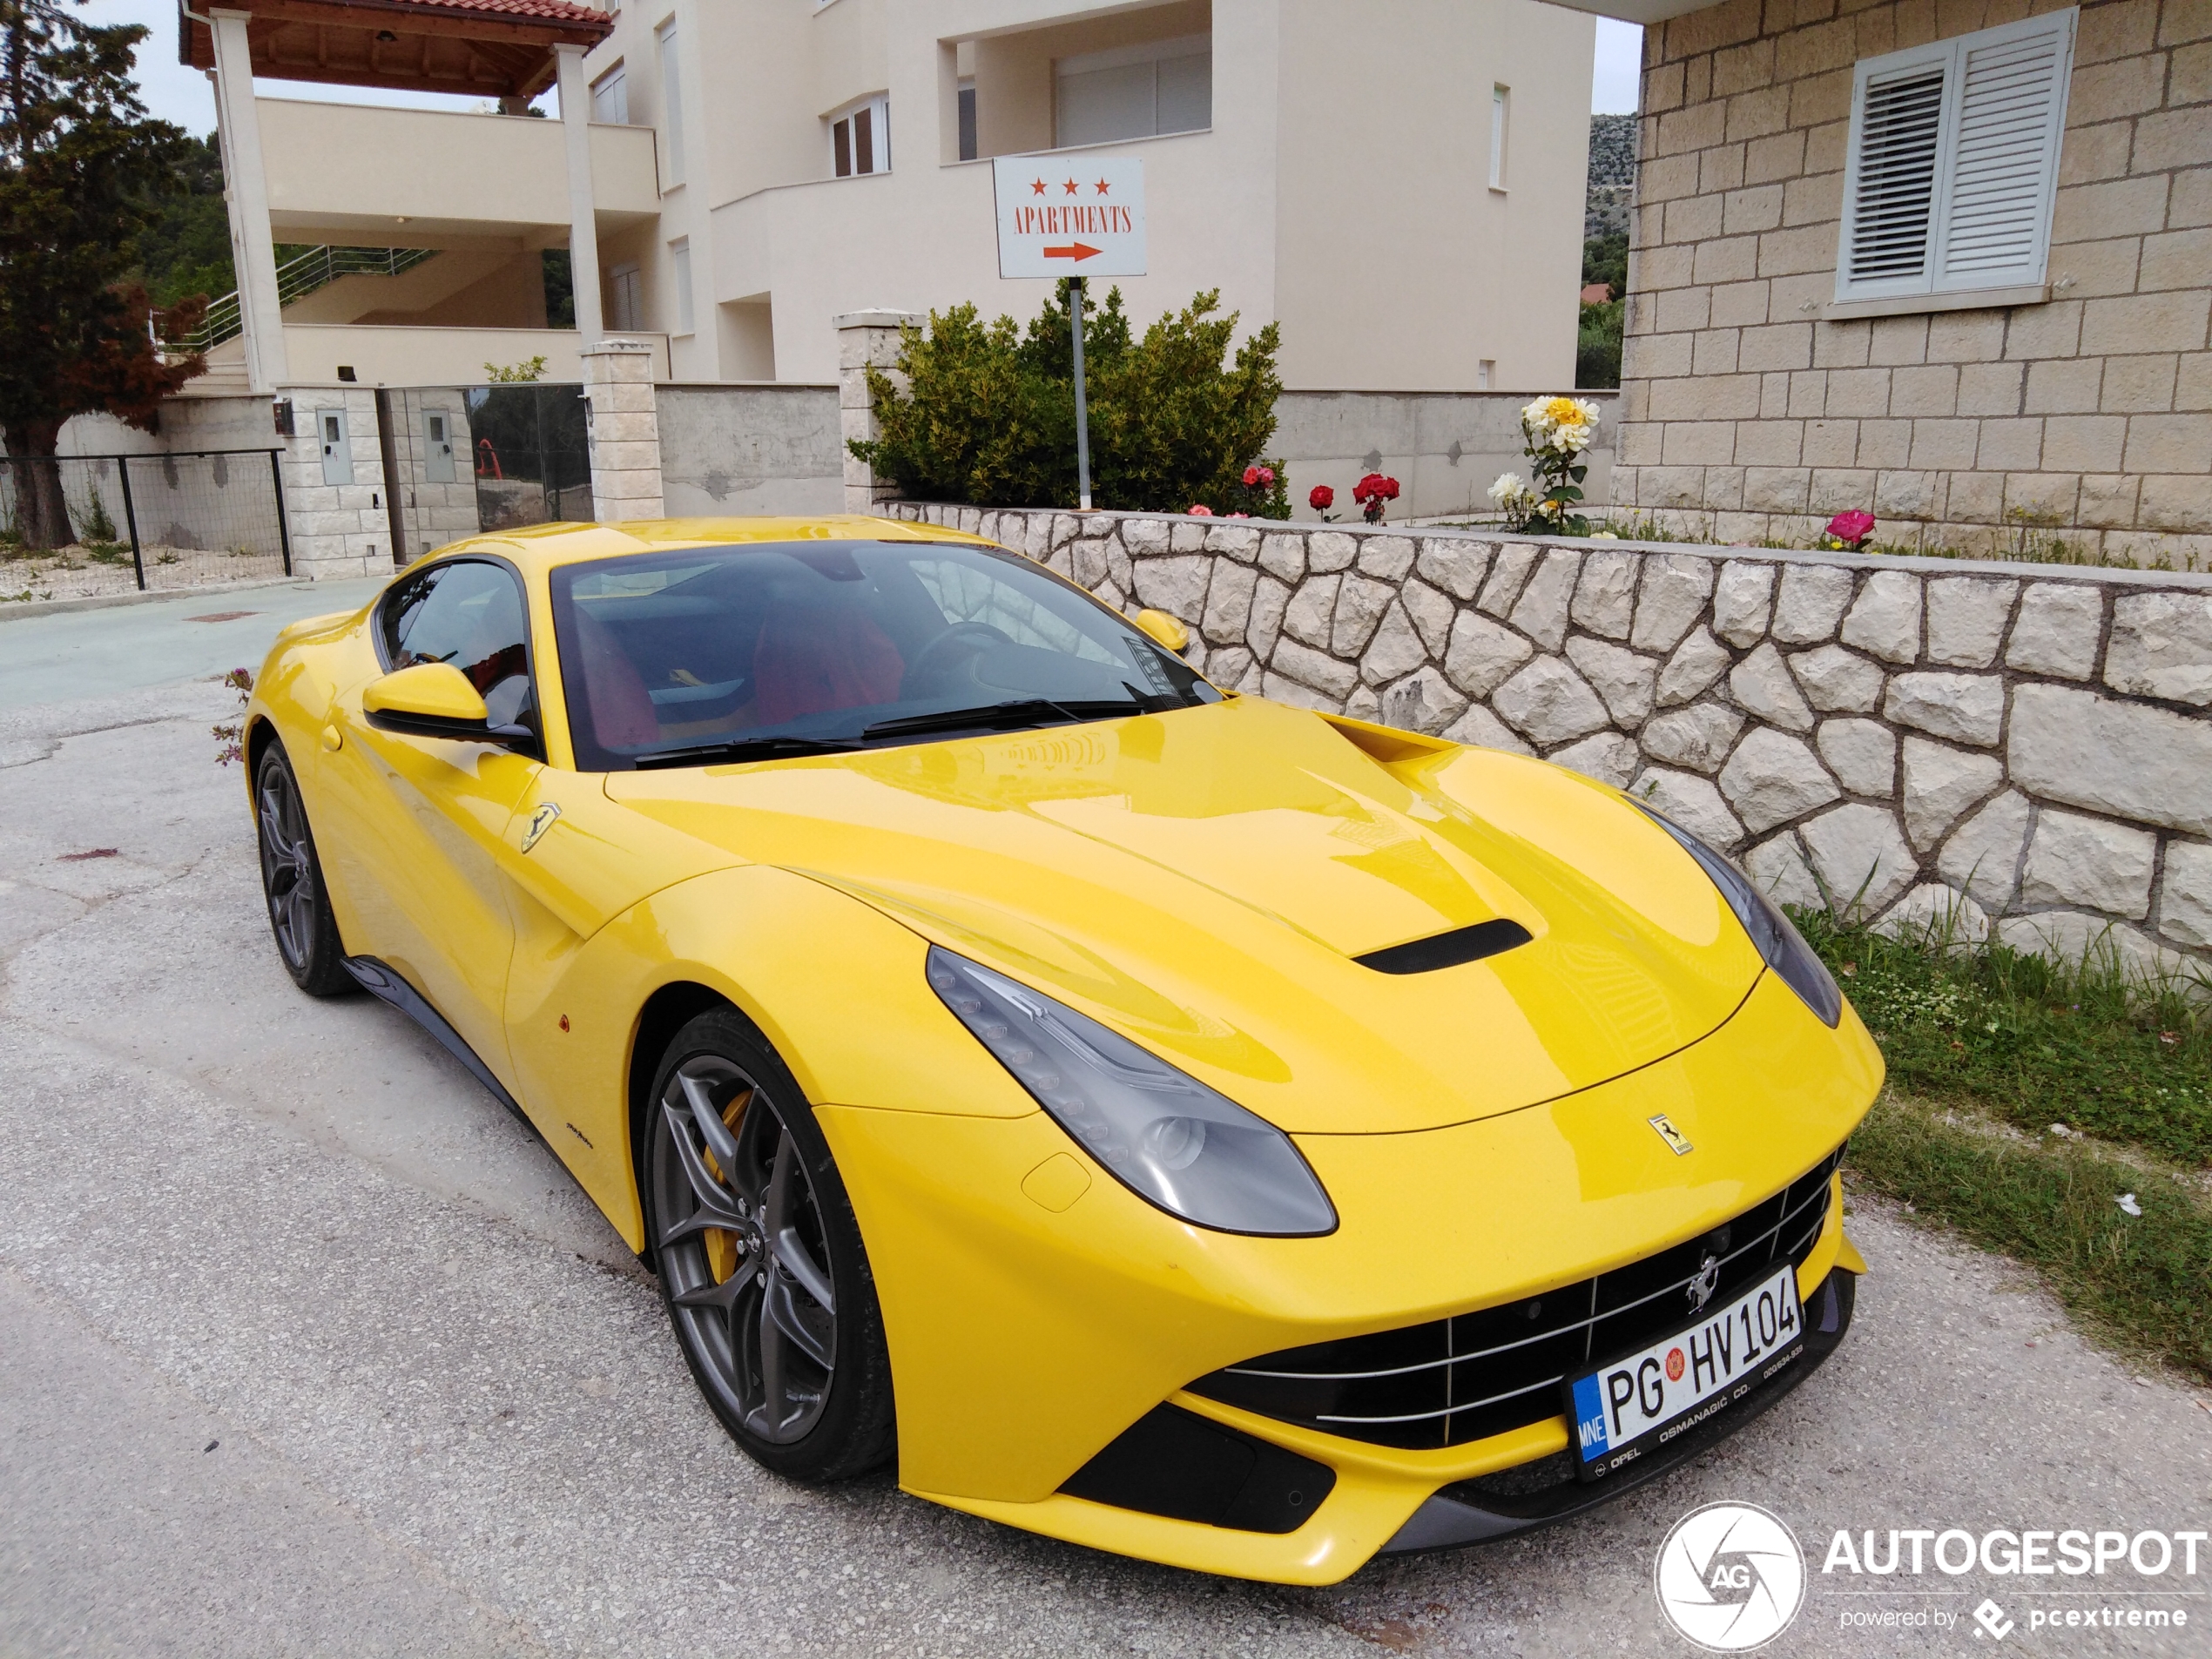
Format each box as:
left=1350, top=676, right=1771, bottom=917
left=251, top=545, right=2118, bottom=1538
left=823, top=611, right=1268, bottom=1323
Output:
left=993, top=156, right=1146, bottom=279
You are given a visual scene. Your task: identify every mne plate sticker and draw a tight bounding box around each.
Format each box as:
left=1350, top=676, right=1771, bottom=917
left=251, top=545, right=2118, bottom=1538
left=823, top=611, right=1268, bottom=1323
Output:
left=1566, top=1264, right=1804, bottom=1481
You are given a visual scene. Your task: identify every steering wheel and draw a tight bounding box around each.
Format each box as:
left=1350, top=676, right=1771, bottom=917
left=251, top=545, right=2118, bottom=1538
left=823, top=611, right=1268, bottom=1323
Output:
left=900, top=621, right=1014, bottom=699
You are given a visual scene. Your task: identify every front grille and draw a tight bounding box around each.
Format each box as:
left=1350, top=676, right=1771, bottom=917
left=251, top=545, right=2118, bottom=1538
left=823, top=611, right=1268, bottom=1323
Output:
left=1188, top=1144, right=1844, bottom=1450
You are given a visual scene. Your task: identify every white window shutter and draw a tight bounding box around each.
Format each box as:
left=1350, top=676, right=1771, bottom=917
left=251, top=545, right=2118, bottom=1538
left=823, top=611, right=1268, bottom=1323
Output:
left=1932, top=12, right=2074, bottom=291
left=1838, top=57, right=1949, bottom=299
left=1834, top=10, right=2075, bottom=305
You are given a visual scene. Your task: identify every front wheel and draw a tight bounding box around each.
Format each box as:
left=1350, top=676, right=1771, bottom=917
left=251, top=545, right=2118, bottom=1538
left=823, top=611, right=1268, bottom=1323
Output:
left=645, top=1008, right=895, bottom=1482
left=253, top=740, right=352, bottom=996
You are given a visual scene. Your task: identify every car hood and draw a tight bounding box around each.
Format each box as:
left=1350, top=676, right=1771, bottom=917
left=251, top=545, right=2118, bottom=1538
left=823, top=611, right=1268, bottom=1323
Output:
left=604, top=697, right=1767, bottom=1134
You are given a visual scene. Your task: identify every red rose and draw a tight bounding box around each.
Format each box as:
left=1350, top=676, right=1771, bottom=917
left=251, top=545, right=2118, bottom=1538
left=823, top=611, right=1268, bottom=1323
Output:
left=1243, top=466, right=1261, bottom=487
left=1309, top=485, right=1334, bottom=509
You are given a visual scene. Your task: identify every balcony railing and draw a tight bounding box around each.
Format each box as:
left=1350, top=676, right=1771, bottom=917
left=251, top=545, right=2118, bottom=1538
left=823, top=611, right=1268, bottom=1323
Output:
left=176, top=246, right=440, bottom=353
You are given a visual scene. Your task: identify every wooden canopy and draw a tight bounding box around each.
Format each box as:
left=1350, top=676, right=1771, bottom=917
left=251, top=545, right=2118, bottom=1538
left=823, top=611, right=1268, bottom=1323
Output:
left=179, top=0, right=612, bottom=102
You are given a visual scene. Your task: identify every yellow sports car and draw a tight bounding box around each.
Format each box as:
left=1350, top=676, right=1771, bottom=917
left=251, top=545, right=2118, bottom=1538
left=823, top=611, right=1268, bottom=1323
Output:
left=245, top=516, right=1879, bottom=1584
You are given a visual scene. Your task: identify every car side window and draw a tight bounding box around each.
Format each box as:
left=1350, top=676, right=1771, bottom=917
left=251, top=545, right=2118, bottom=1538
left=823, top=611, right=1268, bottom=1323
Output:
left=379, top=559, right=537, bottom=732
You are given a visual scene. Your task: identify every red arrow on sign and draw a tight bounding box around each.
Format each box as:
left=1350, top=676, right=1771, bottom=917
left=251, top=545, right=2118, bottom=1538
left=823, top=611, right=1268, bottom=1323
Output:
left=1042, top=242, right=1101, bottom=260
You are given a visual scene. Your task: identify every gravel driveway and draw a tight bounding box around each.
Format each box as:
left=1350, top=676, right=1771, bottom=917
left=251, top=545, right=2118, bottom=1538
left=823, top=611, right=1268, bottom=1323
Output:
left=2, top=651, right=2208, bottom=1657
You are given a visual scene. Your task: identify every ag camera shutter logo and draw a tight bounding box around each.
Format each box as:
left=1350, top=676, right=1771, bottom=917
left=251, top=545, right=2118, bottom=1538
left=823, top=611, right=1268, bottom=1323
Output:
left=1655, top=1501, right=1807, bottom=1651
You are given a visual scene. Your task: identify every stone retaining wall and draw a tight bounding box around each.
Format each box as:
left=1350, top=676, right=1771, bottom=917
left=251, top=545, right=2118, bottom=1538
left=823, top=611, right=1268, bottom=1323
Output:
left=890, top=501, right=2212, bottom=983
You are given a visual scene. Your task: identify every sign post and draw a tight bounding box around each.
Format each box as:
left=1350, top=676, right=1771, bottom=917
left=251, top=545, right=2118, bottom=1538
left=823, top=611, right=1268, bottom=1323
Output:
left=993, top=155, right=1146, bottom=511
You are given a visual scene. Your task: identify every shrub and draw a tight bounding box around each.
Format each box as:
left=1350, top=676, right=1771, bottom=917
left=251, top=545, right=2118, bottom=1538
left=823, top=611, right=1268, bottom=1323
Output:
left=853, top=282, right=1286, bottom=515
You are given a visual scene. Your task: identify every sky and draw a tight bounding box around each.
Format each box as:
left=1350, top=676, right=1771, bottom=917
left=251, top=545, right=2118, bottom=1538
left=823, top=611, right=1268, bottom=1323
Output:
left=91, top=0, right=1647, bottom=138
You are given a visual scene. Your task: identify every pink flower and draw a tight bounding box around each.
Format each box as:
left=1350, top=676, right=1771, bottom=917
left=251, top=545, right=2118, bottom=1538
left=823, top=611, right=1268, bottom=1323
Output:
left=1309, top=485, right=1334, bottom=510
left=1825, top=509, right=1876, bottom=548
left=1228, top=511, right=1251, bottom=519
left=1188, top=503, right=1214, bottom=516
left=1257, top=467, right=1275, bottom=485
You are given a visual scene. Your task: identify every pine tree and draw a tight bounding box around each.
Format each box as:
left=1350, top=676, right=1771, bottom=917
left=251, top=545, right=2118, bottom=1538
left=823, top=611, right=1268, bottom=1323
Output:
left=1, top=0, right=205, bottom=547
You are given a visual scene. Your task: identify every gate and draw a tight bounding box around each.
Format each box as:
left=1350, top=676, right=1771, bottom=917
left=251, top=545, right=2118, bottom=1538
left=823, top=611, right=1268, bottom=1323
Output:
left=462, top=384, right=593, bottom=533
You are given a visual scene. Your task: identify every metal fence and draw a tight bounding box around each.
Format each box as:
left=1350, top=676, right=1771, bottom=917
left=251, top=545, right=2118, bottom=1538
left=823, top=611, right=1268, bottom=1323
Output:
left=0, top=449, right=290, bottom=591
left=464, top=383, right=593, bottom=532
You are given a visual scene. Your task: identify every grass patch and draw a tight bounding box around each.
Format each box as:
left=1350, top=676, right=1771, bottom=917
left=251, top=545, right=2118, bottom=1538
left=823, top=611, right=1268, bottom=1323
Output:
left=1847, top=1094, right=2212, bottom=1382
left=1795, top=908, right=2212, bottom=1165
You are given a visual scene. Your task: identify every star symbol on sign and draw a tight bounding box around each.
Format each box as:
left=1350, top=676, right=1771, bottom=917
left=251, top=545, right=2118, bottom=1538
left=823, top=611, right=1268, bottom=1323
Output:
left=1095, top=178, right=1111, bottom=194
left=1062, top=177, right=1080, bottom=195
left=1030, top=178, right=1047, bottom=195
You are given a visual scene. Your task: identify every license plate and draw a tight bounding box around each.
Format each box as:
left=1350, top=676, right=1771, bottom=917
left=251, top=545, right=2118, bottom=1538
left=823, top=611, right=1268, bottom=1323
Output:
left=1565, top=1263, right=1804, bottom=1481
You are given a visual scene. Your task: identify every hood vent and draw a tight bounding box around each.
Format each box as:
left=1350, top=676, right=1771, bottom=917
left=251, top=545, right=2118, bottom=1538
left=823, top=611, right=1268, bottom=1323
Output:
left=1353, top=917, right=1533, bottom=974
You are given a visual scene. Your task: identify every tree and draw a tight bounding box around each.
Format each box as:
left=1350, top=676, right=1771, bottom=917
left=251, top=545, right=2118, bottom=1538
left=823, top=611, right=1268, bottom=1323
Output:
left=2, top=0, right=205, bottom=548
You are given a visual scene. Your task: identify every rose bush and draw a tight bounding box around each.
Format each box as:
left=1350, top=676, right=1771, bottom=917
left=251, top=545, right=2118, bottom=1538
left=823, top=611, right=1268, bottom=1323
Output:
left=1488, top=395, right=1601, bottom=536
left=1352, top=472, right=1399, bottom=525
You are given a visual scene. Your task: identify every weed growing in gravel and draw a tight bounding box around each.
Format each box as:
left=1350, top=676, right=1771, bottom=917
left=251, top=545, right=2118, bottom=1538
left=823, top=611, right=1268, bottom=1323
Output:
left=1794, top=909, right=2212, bottom=1165
left=1847, top=1094, right=2212, bottom=1382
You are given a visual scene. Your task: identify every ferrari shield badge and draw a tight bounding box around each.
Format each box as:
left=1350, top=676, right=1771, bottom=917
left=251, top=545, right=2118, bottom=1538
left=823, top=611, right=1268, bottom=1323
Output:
left=521, top=801, right=562, bottom=853
left=1648, top=1114, right=1694, bottom=1157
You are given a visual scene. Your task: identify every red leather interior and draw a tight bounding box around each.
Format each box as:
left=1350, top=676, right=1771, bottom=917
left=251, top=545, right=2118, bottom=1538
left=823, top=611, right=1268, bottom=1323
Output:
left=752, top=603, right=905, bottom=725
left=573, top=608, right=660, bottom=750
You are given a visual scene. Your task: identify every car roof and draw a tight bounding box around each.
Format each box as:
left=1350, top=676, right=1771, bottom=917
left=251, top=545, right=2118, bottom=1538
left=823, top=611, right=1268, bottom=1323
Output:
left=425, top=516, right=999, bottom=581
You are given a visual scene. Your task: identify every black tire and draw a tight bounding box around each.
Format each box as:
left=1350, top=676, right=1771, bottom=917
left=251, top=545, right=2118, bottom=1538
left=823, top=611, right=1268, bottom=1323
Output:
left=253, top=739, right=353, bottom=997
left=644, top=1008, right=896, bottom=1482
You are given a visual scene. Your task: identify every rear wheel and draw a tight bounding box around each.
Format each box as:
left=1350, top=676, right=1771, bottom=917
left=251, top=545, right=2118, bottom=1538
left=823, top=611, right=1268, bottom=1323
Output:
left=253, top=740, right=352, bottom=996
left=644, top=1008, right=895, bottom=1482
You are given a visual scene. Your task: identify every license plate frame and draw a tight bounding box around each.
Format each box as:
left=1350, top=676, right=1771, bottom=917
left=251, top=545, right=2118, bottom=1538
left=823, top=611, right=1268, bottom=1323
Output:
left=1563, top=1263, right=1805, bottom=1482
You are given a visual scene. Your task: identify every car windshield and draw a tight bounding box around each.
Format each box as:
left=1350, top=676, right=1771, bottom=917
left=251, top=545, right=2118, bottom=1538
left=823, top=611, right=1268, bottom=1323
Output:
left=549, top=539, right=1221, bottom=772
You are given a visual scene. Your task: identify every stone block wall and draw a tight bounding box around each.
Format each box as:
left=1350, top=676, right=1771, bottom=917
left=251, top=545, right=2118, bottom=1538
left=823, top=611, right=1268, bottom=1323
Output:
left=1614, top=0, right=2212, bottom=567
left=891, top=502, right=2212, bottom=982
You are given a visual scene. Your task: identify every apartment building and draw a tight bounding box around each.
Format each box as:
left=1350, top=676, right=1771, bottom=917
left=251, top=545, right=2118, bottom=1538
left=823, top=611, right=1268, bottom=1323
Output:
left=182, top=0, right=1598, bottom=395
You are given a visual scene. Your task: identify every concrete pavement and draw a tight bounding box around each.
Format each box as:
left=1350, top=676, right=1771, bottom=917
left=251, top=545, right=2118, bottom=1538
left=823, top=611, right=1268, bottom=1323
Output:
left=1, top=609, right=2208, bottom=1656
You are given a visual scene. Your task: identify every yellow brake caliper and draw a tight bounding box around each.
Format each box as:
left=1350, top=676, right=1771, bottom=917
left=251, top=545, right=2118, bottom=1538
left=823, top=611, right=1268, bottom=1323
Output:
left=702, top=1086, right=752, bottom=1285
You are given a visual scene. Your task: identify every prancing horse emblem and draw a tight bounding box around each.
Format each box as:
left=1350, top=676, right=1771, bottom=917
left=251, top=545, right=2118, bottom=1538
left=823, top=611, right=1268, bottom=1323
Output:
left=521, top=801, right=562, bottom=853
left=1686, top=1253, right=1722, bottom=1313
left=1648, top=1113, right=1694, bottom=1157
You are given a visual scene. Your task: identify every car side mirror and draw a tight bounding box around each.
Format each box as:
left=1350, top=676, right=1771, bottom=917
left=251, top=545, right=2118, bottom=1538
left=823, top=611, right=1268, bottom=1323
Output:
left=361, top=658, right=537, bottom=756
left=1132, top=609, right=1190, bottom=655
left=365, top=662, right=489, bottom=732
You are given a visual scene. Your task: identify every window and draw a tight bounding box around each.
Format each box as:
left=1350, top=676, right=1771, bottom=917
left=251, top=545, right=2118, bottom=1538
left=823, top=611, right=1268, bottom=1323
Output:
left=1489, top=86, right=1509, bottom=190
left=1054, top=35, right=1210, bottom=149
left=657, top=20, right=685, bottom=185
left=832, top=95, right=890, bottom=176
left=671, top=239, right=694, bottom=335
left=549, top=540, right=1217, bottom=772
left=378, top=559, right=537, bottom=733
left=590, top=64, right=628, bottom=125
left=958, top=76, right=977, bottom=162
left=1477, top=359, right=1495, bottom=390
left=610, top=262, right=644, bottom=331
left=1834, top=10, right=2075, bottom=306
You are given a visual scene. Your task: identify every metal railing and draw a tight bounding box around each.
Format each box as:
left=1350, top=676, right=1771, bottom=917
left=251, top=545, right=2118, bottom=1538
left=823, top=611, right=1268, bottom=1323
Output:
left=0, top=448, right=290, bottom=591
left=177, top=246, right=440, bottom=353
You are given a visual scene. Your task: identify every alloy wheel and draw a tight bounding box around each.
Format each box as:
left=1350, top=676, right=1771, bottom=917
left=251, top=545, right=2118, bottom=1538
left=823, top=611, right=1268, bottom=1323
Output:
left=652, top=1056, right=839, bottom=1444
left=257, top=763, right=317, bottom=971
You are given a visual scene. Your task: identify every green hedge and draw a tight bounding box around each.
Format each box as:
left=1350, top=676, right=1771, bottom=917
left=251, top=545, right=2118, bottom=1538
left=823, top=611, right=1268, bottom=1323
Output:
left=850, top=283, right=1287, bottom=516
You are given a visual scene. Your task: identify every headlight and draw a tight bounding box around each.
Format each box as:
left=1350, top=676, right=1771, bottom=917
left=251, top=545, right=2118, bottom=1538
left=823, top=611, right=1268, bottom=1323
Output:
left=1635, top=806, right=1844, bottom=1028
left=926, top=947, right=1337, bottom=1237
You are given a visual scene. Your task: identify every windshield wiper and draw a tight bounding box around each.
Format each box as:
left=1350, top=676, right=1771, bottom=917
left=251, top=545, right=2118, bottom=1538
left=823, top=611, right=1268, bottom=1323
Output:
left=860, top=698, right=1146, bottom=742
left=631, top=734, right=863, bottom=770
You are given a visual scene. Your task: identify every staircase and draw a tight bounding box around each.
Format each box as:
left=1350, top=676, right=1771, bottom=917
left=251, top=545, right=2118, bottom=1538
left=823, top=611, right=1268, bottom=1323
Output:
left=174, top=246, right=440, bottom=354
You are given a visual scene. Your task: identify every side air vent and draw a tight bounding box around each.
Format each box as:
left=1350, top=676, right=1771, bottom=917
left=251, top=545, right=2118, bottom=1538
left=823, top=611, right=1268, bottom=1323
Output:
left=1354, top=918, right=1534, bottom=974
left=1060, top=1404, right=1335, bottom=1534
